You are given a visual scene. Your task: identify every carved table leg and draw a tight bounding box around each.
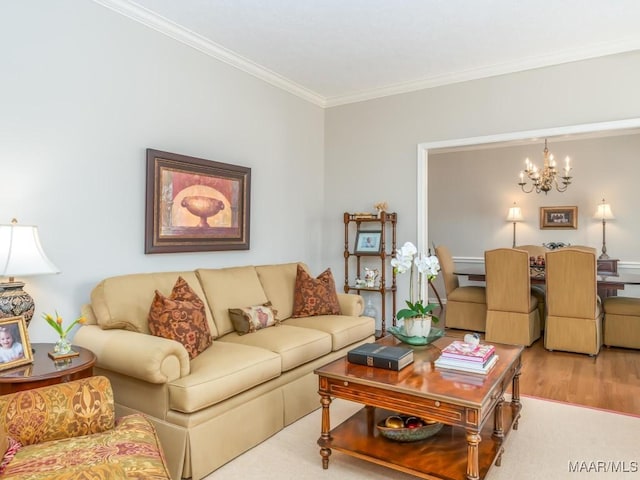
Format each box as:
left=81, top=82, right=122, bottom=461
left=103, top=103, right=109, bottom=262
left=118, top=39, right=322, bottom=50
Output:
left=492, top=395, right=504, bottom=440
left=465, top=430, right=481, bottom=480
left=318, top=394, right=332, bottom=469
left=511, top=369, right=522, bottom=430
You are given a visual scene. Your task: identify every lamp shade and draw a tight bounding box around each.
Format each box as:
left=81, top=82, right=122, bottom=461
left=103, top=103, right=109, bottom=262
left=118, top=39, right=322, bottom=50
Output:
left=0, top=222, right=59, bottom=278
left=506, top=206, right=524, bottom=222
left=593, top=202, right=615, bottom=221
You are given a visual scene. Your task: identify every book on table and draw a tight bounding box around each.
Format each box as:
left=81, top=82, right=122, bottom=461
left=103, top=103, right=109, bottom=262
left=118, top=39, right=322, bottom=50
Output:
left=347, top=343, right=414, bottom=371
left=440, top=340, right=495, bottom=363
left=434, top=352, right=499, bottom=374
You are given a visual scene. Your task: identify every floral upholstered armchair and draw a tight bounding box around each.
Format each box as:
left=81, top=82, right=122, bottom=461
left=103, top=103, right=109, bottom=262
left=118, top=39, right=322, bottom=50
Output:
left=0, top=376, right=171, bottom=479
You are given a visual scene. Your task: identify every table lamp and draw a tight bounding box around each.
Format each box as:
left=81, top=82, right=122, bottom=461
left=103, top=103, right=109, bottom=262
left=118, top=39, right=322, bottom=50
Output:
left=593, top=199, right=615, bottom=260
left=506, top=203, right=524, bottom=248
left=0, top=219, right=60, bottom=326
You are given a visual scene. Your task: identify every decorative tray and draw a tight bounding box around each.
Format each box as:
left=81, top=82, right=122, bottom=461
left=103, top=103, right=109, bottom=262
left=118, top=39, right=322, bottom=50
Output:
left=388, top=326, right=445, bottom=346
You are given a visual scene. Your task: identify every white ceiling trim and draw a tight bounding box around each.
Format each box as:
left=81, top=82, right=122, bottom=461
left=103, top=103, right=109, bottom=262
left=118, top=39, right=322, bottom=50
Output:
left=92, top=0, right=326, bottom=107
left=325, top=39, right=640, bottom=107
left=93, top=0, right=640, bottom=109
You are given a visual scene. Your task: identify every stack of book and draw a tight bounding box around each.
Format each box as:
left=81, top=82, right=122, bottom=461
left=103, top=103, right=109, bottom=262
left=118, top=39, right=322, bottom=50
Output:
left=434, top=340, right=498, bottom=374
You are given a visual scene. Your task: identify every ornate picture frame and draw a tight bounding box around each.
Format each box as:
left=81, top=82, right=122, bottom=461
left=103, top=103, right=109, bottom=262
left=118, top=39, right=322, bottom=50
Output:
left=145, top=149, right=251, bottom=253
left=540, top=206, right=578, bottom=230
left=0, top=315, right=33, bottom=372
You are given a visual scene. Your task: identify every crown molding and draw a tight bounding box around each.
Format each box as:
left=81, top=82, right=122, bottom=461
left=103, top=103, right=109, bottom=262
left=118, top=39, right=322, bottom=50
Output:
left=92, top=0, right=326, bottom=107
left=93, top=0, right=640, bottom=109
left=325, top=40, right=640, bottom=107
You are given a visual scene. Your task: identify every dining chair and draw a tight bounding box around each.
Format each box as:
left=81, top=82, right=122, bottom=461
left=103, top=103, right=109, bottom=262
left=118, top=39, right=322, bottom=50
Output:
left=515, top=244, right=549, bottom=330
left=602, top=296, right=640, bottom=349
left=435, top=245, right=487, bottom=332
left=484, top=248, right=540, bottom=346
left=544, top=247, right=603, bottom=355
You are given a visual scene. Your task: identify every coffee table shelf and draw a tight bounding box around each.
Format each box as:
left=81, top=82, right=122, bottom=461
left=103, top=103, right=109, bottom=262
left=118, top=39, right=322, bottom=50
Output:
left=328, top=403, right=520, bottom=480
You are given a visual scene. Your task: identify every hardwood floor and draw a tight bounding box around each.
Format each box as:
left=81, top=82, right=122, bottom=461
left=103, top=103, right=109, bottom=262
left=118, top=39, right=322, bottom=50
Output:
left=518, top=337, right=640, bottom=416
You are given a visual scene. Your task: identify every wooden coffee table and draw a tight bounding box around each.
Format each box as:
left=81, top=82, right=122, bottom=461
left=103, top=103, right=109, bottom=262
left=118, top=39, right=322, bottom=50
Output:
left=314, top=335, right=523, bottom=480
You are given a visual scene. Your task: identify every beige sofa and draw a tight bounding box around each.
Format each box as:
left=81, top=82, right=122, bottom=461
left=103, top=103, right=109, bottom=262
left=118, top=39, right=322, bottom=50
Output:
left=73, top=262, right=374, bottom=480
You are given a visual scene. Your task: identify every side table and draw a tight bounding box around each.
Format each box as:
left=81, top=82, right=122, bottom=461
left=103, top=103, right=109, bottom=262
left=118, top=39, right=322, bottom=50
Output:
left=0, top=343, right=96, bottom=395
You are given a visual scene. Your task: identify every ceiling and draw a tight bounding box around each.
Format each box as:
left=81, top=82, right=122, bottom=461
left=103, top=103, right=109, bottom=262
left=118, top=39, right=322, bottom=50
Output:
left=95, top=1, right=640, bottom=107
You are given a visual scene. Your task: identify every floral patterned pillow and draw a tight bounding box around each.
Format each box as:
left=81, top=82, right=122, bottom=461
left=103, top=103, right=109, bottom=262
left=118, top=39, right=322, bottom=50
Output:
left=291, top=265, right=341, bottom=317
left=148, top=276, right=213, bottom=359
left=228, top=302, right=279, bottom=335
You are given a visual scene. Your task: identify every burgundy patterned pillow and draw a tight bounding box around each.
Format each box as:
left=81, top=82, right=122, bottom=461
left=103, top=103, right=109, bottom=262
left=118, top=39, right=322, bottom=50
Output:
left=148, top=277, right=213, bottom=359
left=291, top=265, right=341, bottom=317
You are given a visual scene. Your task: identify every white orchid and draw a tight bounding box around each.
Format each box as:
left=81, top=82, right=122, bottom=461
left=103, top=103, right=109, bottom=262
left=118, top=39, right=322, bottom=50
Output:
left=392, top=241, right=441, bottom=323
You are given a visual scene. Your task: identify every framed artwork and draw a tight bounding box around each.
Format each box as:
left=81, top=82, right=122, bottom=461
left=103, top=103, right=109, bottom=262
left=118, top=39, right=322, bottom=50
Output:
left=0, top=316, right=33, bottom=372
left=540, top=206, right=578, bottom=230
left=354, top=230, right=383, bottom=255
left=145, top=149, right=251, bottom=253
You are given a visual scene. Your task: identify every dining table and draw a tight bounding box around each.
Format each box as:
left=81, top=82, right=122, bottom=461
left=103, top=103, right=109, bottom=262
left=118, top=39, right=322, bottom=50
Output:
left=454, top=264, right=640, bottom=299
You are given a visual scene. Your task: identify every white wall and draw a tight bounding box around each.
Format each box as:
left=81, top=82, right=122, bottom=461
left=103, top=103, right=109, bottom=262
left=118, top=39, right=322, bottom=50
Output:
left=1, top=1, right=324, bottom=342
left=324, top=51, right=640, bottom=330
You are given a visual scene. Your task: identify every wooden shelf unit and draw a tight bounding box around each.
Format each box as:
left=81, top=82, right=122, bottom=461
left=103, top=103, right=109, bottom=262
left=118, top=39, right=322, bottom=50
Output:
left=343, top=212, right=397, bottom=335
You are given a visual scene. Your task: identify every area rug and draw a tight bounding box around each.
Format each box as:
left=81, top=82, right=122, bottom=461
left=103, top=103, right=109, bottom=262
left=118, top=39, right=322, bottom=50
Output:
left=206, top=396, right=640, bottom=480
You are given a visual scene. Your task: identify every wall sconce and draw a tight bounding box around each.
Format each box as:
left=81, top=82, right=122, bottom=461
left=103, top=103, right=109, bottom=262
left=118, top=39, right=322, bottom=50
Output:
left=593, top=199, right=615, bottom=260
left=506, top=203, right=524, bottom=248
left=0, top=219, right=60, bottom=326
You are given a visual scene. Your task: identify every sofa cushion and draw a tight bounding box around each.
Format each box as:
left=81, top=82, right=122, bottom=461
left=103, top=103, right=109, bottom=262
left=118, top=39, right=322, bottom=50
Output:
left=291, top=265, right=341, bottom=317
left=1, top=415, right=170, bottom=479
left=91, top=271, right=218, bottom=337
left=197, top=267, right=269, bottom=336
left=255, top=262, right=305, bottom=321
left=148, top=276, right=213, bottom=359
left=218, top=325, right=332, bottom=372
left=284, top=314, right=375, bottom=351
left=168, top=341, right=281, bottom=413
left=228, top=302, right=279, bottom=335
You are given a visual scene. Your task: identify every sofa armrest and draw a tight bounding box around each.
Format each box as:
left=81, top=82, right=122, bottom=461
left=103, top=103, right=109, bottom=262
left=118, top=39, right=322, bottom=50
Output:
left=337, top=293, right=364, bottom=316
left=0, top=376, right=115, bottom=446
left=73, top=325, right=190, bottom=384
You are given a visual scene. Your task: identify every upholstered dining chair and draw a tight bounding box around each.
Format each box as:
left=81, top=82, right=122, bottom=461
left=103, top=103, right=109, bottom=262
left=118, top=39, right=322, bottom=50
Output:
left=435, top=245, right=487, bottom=332
left=544, top=247, right=603, bottom=355
left=602, top=296, right=640, bottom=349
left=484, top=248, right=540, bottom=346
left=515, top=244, right=549, bottom=330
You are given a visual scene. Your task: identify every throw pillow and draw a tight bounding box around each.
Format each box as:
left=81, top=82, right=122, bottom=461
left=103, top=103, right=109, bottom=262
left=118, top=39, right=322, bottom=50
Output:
left=148, top=276, right=213, bottom=359
left=228, top=302, right=279, bottom=335
left=291, top=265, right=341, bottom=317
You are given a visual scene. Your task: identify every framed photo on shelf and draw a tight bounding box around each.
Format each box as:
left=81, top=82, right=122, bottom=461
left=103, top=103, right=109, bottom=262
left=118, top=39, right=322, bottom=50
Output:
left=540, top=206, right=578, bottom=229
left=0, top=316, right=33, bottom=372
left=354, top=230, right=382, bottom=255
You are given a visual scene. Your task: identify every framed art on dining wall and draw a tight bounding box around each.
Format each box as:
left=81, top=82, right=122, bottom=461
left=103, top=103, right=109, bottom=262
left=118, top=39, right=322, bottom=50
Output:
left=145, top=149, right=251, bottom=253
left=540, top=206, right=578, bottom=230
left=0, top=316, right=33, bottom=372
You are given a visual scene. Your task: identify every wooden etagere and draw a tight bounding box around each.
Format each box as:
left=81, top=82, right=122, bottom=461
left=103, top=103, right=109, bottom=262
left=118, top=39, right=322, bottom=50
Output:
left=343, top=212, right=397, bottom=336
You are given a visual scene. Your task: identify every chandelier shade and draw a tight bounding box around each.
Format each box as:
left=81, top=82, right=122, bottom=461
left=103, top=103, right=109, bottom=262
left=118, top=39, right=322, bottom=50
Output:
left=517, top=139, right=572, bottom=194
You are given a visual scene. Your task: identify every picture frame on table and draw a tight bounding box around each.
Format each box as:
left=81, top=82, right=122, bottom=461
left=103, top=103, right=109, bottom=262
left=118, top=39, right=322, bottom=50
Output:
left=145, top=149, right=251, bottom=253
left=354, top=230, right=383, bottom=255
left=540, top=206, right=578, bottom=230
left=0, top=316, right=33, bottom=372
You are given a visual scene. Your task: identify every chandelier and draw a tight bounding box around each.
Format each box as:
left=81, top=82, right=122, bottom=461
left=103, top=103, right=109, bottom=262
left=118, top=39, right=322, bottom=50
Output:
left=517, top=139, right=572, bottom=194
